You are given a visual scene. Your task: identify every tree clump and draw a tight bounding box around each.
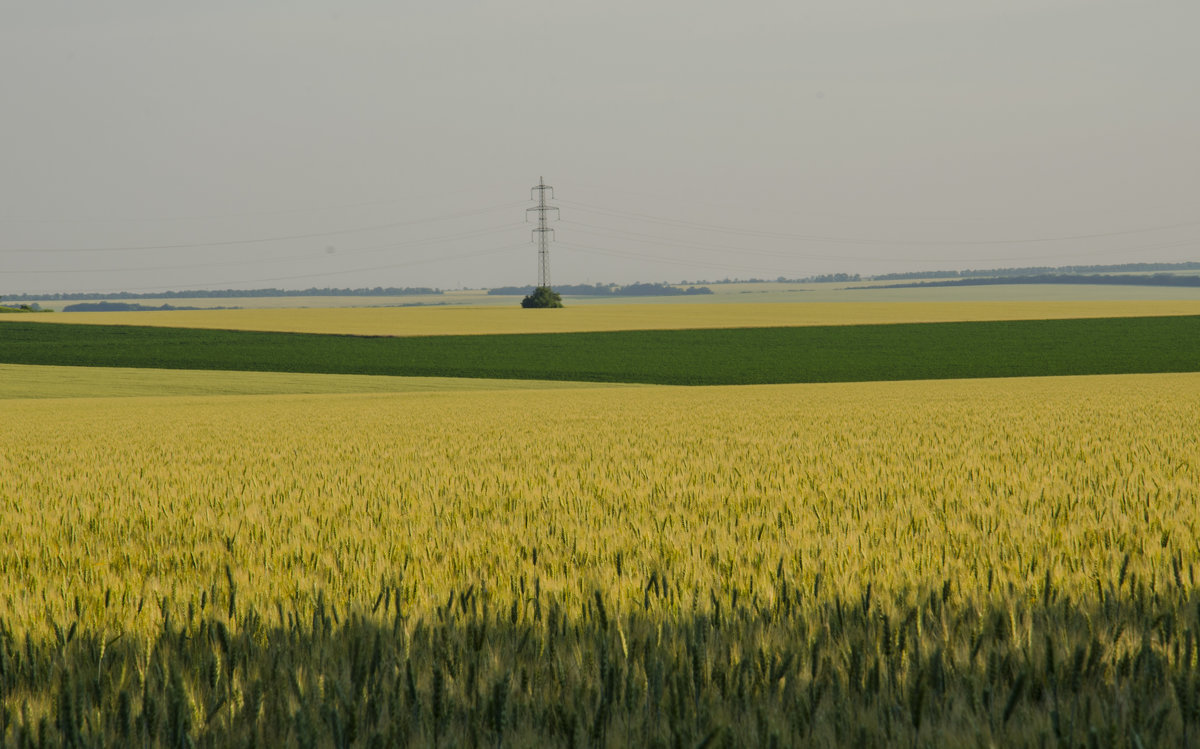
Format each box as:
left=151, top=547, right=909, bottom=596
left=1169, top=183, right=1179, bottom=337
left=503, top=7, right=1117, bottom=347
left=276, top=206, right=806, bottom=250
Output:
left=520, top=286, right=563, bottom=308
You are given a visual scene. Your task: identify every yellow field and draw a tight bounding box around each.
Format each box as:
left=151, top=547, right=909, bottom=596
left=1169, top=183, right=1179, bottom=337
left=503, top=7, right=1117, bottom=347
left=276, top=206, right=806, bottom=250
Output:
left=20, top=280, right=1200, bottom=312
left=3, top=369, right=1198, bottom=744
left=0, top=363, right=633, bottom=400
left=7, top=298, right=1200, bottom=336
left=3, top=371, right=1196, bottom=638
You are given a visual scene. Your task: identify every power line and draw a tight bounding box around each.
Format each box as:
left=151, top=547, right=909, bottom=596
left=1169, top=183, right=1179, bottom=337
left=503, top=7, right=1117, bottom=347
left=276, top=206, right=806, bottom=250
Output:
left=561, top=221, right=1200, bottom=265
left=0, top=184, right=528, bottom=224
left=0, top=201, right=527, bottom=254
left=560, top=233, right=1200, bottom=276
left=184, top=243, right=530, bottom=288
left=558, top=241, right=796, bottom=275
left=558, top=198, right=1200, bottom=247
left=18, top=243, right=531, bottom=295
left=564, top=178, right=1189, bottom=224
left=561, top=220, right=811, bottom=259
left=0, top=223, right=526, bottom=275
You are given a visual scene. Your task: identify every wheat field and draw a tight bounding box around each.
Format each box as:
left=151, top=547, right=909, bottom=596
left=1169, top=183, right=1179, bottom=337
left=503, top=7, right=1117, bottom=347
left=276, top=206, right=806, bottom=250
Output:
left=0, top=363, right=634, bottom=400
left=8, top=299, right=1200, bottom=336
left=1, top=371, right=1197, bottom=745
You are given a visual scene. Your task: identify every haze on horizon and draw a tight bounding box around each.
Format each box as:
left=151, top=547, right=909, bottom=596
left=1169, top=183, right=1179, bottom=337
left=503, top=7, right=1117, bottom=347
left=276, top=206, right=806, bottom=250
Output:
left=2, top=1, right=1197, bottom=295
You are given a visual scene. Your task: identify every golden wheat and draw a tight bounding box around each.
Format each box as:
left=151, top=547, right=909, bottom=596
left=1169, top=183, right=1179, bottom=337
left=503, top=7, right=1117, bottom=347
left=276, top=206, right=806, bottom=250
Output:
left=1, top=371, right=1197, bottom=745
left=1, top=373, right=1195, bottom=635
left=8, top=299, right=1200, bottom=336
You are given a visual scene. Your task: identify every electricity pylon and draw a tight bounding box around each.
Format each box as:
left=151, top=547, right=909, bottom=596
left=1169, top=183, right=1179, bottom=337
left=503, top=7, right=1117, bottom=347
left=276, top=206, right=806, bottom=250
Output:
left=527, top=177, right=559, bottom=288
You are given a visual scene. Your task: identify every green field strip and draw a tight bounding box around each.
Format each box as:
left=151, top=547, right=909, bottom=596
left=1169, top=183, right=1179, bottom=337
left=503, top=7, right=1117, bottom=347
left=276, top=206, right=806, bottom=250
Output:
left=1, top=317, right=1199, bottom=385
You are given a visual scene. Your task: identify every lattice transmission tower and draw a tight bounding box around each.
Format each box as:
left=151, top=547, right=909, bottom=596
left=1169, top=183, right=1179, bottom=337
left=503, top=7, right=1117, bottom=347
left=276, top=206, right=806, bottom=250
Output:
left=527, top=177, right=559, bottom=288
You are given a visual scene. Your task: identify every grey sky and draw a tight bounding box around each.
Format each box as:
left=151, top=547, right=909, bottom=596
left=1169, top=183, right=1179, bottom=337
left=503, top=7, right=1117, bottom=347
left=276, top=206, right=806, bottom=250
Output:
left=2, top=1, right=1197, bottom=293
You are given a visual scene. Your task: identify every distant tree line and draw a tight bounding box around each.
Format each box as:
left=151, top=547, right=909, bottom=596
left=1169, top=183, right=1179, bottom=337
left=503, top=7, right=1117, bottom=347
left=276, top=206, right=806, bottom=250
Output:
left=489, top=282, right=713, bottom=297
left=62, top=302, right=235, bottom=312
left=799, top=273, right=862, bottom=283
left=680, top=262, right=1200, bottom=285
left=489, top=283, right=613, bottom=296
left=11, top=261, right=1199, bottom=302
left=872, top=273, right=1200, bottom=289
left=871, top=262, right=1200, bottom=281
left=678, top=274, right=861, bottom=284
left=4, top=287, right=442, bottom=301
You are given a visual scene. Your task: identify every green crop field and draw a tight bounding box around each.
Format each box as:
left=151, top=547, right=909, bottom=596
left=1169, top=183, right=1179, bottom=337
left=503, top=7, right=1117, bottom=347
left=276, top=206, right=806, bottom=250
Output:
left=2, top=315, right=1200, bottom=385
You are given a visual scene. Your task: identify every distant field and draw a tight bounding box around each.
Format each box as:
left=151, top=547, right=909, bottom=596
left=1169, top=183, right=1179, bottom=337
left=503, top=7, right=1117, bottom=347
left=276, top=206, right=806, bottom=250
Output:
left=9, top=299, right=1200, bottom=336
left=3, top=315, right=1200, bottom=385
left=0, top=363, right=633, bottom=400
left=19, top=280, right=1200, bottom=312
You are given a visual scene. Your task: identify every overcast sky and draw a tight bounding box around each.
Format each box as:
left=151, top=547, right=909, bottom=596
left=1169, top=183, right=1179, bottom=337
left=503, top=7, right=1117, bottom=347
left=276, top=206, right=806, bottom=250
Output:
left=2, top=1, right=1198, bottom=294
